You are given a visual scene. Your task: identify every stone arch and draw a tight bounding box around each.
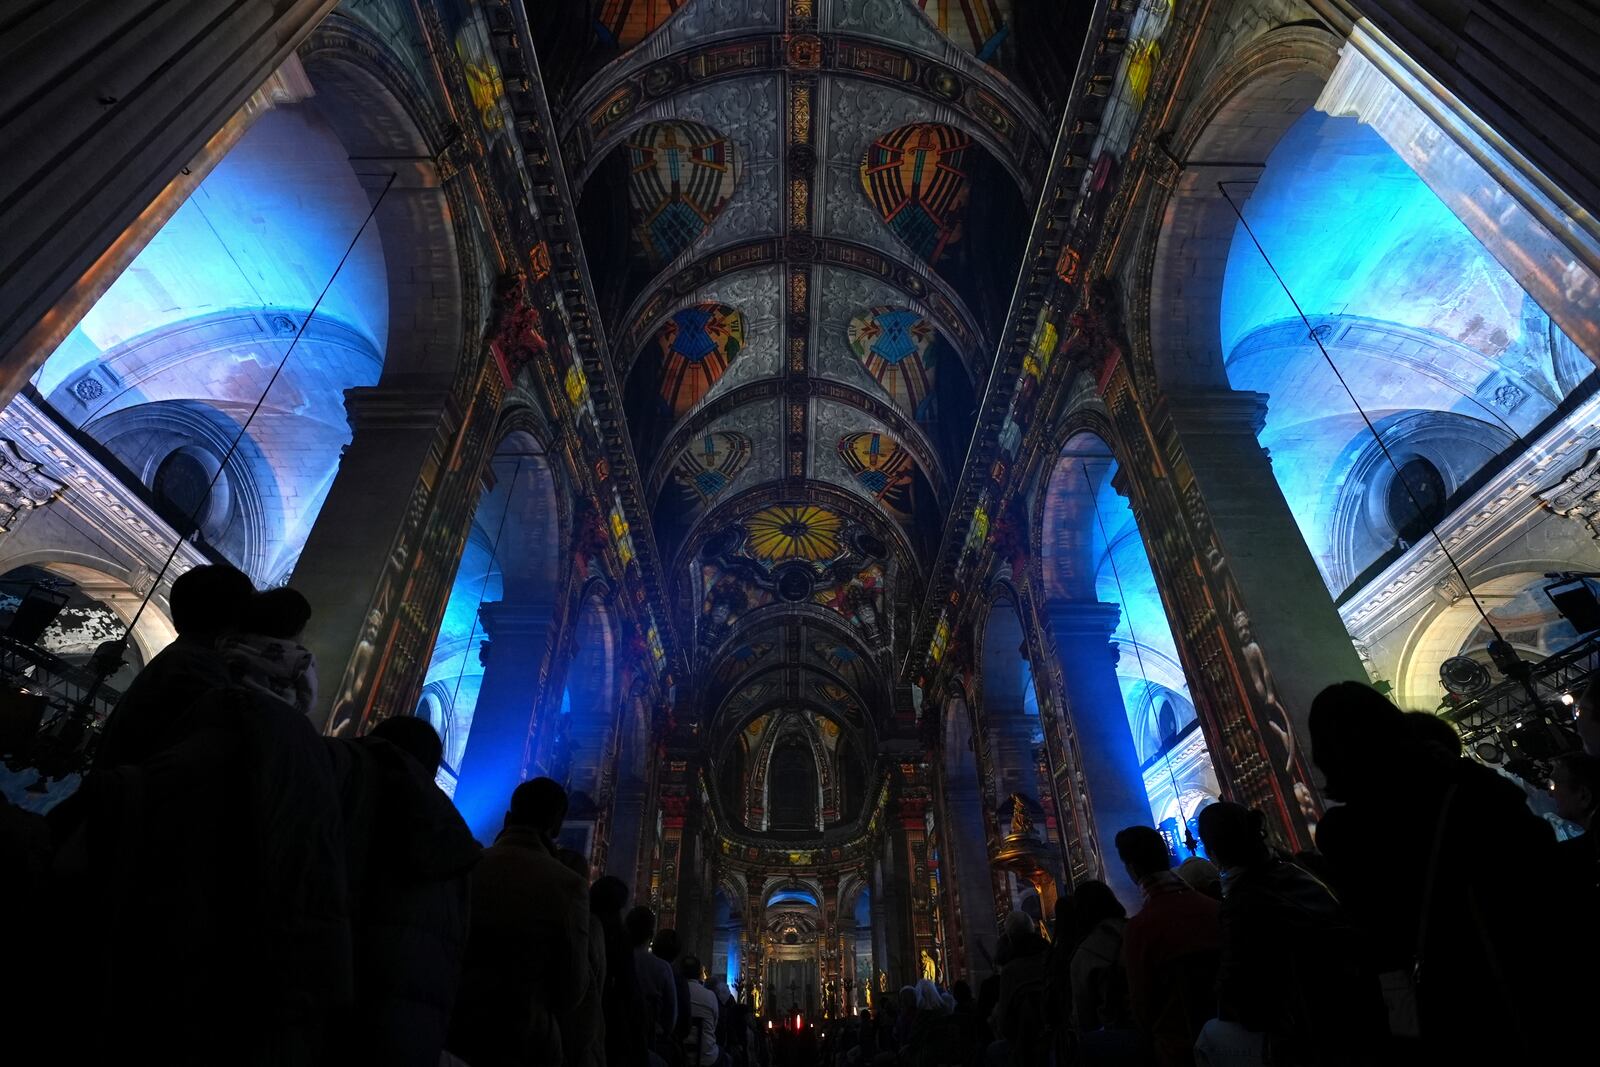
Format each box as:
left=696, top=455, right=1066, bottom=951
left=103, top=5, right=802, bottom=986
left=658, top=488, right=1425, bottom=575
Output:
left=297, top=22, right=473, bottom=382
left=1142, top=26, right=1341, bottom=390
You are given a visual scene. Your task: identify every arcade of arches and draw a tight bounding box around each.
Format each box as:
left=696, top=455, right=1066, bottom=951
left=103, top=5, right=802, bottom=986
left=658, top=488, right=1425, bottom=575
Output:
left=3, top=0, right=1598, bottom=1023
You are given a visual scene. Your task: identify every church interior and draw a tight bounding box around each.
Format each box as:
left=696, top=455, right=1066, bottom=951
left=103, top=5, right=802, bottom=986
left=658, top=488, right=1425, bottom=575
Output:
left=2, top=1, right=1598, bottom=1063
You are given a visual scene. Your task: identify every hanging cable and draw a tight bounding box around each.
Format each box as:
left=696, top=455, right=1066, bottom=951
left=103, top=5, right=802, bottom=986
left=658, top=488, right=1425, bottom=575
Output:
left=119, top=171, right=399, bottom=642
left=1215, top=180, right=1504, bottom=642
left=1081, top=459, right=1195, bottom=855
left=448, top=457, right=524, bottom=720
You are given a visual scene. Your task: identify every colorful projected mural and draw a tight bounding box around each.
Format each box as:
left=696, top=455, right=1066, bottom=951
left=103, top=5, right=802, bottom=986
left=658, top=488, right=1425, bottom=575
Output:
left=596, top=0, right=683, bottom=50
left=860, top=123, right=972, bottom=265
left=838, top=431, right=915, bottom=516
left=654, top=302, right=745, bottom=417
left=670, top=431, right=752, bottom=504
left=847, top=307, right=938, bottom=420
left=627, top=121, right=740, bottom=267
left=916, top=1, right=1011, bottom=60
left=746, top=504, right=844, bottom=565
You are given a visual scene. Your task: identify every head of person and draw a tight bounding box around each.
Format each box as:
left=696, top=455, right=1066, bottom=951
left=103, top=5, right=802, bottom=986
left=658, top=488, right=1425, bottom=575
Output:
left=1175, top=857, right=1222, bottom=900
left=369, top=714, right=445, bottom=776
left=240, top=586, right=312, bottom=641
left=913, top=979, right=947, bottom=1014
left=555, top=848, right=588, bottom=880
left=590, top=874, right=629, bottom=918
left=1069, top=879, right=1126, bottom=938
left=1197, top=802, right=1271, bottom=871
left=624, top=904, right=657, bottom=948
left=1310, top=681, right=1409, bottom=800
left=951, top=979, right=972, bottom=1005
left=1550, top=752, right=1600, bottom=828
left=506, top=776, right=567, bottom=838
left=652, top=927, right=682, bottom=962
left=1404, top=711, right=1463, bottom=760
left=169, top=564, right=254, bottom=642
left=1114, top=824, right=1172, bottom=885
left=681, top=954, right=704, bottom=982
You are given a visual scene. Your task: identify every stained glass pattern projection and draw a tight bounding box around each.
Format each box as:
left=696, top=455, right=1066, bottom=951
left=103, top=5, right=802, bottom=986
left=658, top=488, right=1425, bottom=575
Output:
left=917, top=1, right=1011, bottom=59
left=847, top=307, right=938, bottom=420
left=860, top=123, right=972, bottom=264
left=746, top=505, right=844, bottom=564
left=838, top=432, right=914, bottom=515
left=627, top=122, right=739, bottom=267
left=597, top=0, right=683, bottom=49
left=656, top=303, right=745, bottom=417
left=671, top=431, right=752, bottom=504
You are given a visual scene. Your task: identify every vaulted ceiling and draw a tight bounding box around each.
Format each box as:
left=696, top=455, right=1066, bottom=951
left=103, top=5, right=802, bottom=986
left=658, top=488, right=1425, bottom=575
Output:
left=561, top=0, right=1072, bottom=834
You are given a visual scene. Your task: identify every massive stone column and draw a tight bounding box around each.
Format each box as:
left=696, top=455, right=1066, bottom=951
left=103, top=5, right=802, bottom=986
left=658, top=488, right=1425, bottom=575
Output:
left=1046, top=599, right=1147, bottom=907
left=295, top=360, right=503, bottom=736
left=1159, top=390, right=1367, bottom=759
left=452, top=599, right=554, bottom=843
left=1, top=1, right=339, bottom=388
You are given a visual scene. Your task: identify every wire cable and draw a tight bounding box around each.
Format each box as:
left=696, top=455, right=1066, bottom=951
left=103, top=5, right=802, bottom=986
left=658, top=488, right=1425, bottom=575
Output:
left=1081, top=459, right=1194, bottom=855
left=447, top=457, right=524, bottom=720
left=120, top=172, right=398, bottom=639
left=1216, top=180, right=1503, bottom=641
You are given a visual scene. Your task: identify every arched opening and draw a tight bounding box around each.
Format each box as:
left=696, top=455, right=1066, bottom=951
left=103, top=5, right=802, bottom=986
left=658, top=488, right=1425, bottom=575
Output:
left=1218, top=106, right=1589, bottom=598
left=0, top=562, right=173, bottom=811
left=422, top=433, right=560, bottom=838
left=767, top=735, right=820, bottom=831
left=762, top=883, right=822, bottom=1018
left=710, top=885, right=746, bottom=990
left=847, top=884, right=876, bottom=1014
left=23, top=94, right=389, bottom=589
left=940, top=690, right=997, bottom=978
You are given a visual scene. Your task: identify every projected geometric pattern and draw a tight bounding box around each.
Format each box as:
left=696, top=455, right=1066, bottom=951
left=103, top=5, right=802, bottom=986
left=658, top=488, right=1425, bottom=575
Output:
left=597, top=0, right=683, bottom=50
left=627, top=121, right=739, bottom=267
left=746, top=504, right=843, bottom=564
left=656, top=302, right=745, bottom=417
left=859, top=123, right=972, bottom=264
left=838, top=432, right=914, bottom=515
left=847, top=307, right=938, bottom=419
left=671, top=431, right=752, bottom=503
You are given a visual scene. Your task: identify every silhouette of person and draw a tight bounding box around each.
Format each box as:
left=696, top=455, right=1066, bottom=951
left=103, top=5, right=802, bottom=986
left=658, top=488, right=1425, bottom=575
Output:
left=93, top=562, right=255, bottom=769
left=222, top=586, right=318, bottom=715
left=449, top=777, right=591, bottom=1067
left=328, top=715, right=480, bottom=1067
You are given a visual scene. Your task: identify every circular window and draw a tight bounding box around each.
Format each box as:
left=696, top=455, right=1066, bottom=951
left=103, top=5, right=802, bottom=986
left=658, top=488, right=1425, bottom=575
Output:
left=1157, top=698, right=1178, bottom=744
left=1385, top=457, right=1447, bottom=543
left=153, top=450, right=214, bottom=532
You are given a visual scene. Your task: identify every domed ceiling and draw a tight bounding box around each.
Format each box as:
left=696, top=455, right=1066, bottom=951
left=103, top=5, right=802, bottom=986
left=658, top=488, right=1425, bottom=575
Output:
left=564, top=0, right=1056, bottom=837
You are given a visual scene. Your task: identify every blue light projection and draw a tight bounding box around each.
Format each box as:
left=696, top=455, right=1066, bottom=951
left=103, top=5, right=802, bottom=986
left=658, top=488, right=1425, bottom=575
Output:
left=17, top=106, right=390, bottom=586
left=1085, top=456, right=1217, bottom=836
left=767, top=887, right=821, bottom=909
left=1218, top=111, right=1577, bottom=592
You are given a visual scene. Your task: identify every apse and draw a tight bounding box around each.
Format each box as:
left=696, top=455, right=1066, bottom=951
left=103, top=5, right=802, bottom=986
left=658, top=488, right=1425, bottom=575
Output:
left=23, top=104, right=388, bottom=588
left=1220, top=109, right=1590, bottom=594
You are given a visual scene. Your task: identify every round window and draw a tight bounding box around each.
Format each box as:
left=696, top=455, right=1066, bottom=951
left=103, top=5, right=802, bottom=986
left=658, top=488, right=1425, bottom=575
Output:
left=1385, top=457, right=1447, bottom=543
left=153, top=449, right=214, bottom=533
left=1157, top=698, right=1178, bottom=744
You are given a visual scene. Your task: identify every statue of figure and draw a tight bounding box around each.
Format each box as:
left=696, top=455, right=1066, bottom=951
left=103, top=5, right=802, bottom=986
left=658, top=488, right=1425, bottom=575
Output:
left=1008, top=793, right=1035, bottom=837
left=920, top=949, right=938, bottom=981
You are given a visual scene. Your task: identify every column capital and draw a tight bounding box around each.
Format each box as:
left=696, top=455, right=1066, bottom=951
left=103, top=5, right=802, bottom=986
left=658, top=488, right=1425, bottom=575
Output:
left=1046, top=598, right=1122, bottom=639
left=1161, top=388, right=1269, bottom=436
left=344, top=376, right=453, bottom=431
left=478, top=599, right=556, bottom=640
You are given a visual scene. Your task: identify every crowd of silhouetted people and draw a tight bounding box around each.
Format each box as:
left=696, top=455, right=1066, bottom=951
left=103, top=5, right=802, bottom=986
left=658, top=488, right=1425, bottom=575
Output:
left=816, top=679, right=1600, bottom=1066
left=3, top=561, right=1597, bottom=1065
left=0, top=564, right=758, bottom=1067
